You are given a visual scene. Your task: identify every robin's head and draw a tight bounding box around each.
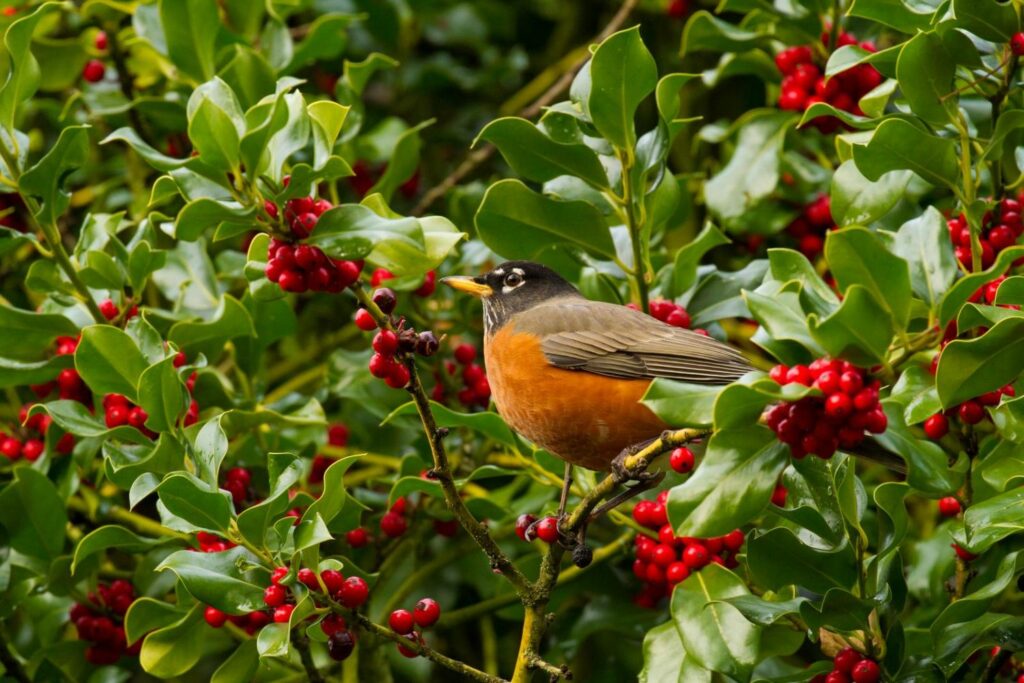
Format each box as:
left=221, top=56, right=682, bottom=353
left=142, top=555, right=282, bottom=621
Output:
left=442, top=261, right=580, bottom=331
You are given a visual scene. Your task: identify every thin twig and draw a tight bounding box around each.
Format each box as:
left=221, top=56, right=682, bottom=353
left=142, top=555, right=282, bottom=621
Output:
left=293, top=634, right=325, bottom=683
left=411, top=0, right=640, bottom=216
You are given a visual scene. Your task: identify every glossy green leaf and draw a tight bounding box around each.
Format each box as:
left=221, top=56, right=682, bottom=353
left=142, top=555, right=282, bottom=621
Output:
left=19, top=125, right=90, bottom=224
left=936, top=318, right=1024, bottom=408
left=0, top=466, right=67, bottom=560
left=681, top=11, right=769, bottom=54
left=671, top=564, right=760, bottom=680
left=588, top=26, right=656, bottom=149
left=367, top=119, right=431, bottom=201
left=175, top=197, right=255, bottom=241
left=75, top=325, right=149, bottom=401
left=640, top=621, right=710, bottom=683
left=0, top=3, right=62, bottom=132
left=0, top=303, right=77, bottom=360
left=168, top=294, right=256, bottom=362
left=667, top=426, right=788, bottom=537
left=825, top=227, right=911, bottom=328
left=475, top=179, right=615, bottom=260
left=137, top=357, right=187, bottom=433
left=830, top=160, right=910, bottom=227
left=951, top=0, right=1019, bottom=41
left=0, top=354, right=72, bottom=389
left=642, top=380, right=723, bottom=428
left=157, top=473, right=233, bottom=532
left=939, top=246, right=1024, bottom=326
left=889, top=365, right=942, bottom=426
left=211, top=640, right=260, bottom=683
left=808, top=285, right=894, bottom=365
left=671, top=223, right=730, bottom=296
left=847, top=0, right=937, bottom=32
left=892, top=207, right=959, bottom=310
left=872, top=400, right=964, bottom=495
left=748, top=527, right=857, bottom=594
left=72, top=525, right=169, bottom=573
left=962, top=487, right=1024, bottom=552
left=478, top=117, right=608, bottom=188
left=156, top=546, right=265, bottom=613
left=160, top=0, right=219, bottom=82
left=139, top=604, right=205, bottom=678
left=852, top=119, right=959, bottom=190
left=895, top=32, right=955, bottom=126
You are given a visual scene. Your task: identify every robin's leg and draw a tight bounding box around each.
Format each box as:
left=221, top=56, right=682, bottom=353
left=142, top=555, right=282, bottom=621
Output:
left=557, top=463, right=573, bottom=519
left=610, top=437, right=659, bottom=483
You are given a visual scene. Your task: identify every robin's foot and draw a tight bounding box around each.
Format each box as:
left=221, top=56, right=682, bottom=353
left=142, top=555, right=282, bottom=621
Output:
left=611, top=439, right=658, bottom=483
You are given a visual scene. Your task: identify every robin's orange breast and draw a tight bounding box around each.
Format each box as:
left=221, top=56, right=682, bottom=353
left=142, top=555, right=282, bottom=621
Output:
left=484, top=324, right=668, bottom=471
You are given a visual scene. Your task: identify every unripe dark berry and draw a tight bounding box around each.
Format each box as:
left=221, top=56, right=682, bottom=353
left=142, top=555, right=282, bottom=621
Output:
left=415, top=330, right=439, bottom=356
left=388, top=609, right=414, bottom=634
left=669, top=446, right=695, bottom=474
left=320, top=613, right=347, bottom=636
left=372, top=287, right=396, bottom=314
left=327, top=629, right=356, bottom=661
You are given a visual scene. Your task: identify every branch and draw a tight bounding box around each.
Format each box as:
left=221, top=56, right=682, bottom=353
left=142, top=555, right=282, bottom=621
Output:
left=351, top=612, right=507, bottom=683
left=351, top=285, right=531, bottom=597
left=293, top=633, right=325, bottom=683
left=411, top=0, right=640, bottom=216
left=68, top=491, right=190, bottom=541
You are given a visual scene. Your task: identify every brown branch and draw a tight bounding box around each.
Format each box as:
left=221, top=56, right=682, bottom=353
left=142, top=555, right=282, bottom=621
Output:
left=351, top=613, right=507, bottom=683
left=351, top=285, right=531, bottom=597
left=293, top=634, right=325, bottom=683
left=411, top=0, right=640, bottom=216
left=980, top=647, right=1012, bottom=683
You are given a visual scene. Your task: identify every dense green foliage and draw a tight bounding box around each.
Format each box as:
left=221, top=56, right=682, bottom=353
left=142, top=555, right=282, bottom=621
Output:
left=0, top=0, right=1023, bottom=681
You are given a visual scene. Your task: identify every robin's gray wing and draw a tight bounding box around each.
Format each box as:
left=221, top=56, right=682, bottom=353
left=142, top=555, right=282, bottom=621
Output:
left=514, top=297, right=752, bottom=384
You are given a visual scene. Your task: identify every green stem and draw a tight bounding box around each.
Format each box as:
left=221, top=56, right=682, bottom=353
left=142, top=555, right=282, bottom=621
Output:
left=618, top=147, right=650, bottom=312
left=954, top=115, right=981, bottom=272
left=70, top=491, right=190, bottom=540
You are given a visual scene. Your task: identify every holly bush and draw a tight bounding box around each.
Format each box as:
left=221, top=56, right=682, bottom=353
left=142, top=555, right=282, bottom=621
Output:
left=1, top=0, right=1023, bottom=681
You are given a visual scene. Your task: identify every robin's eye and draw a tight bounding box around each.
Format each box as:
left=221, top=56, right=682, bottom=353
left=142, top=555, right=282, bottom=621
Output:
left=504, top=272, right=523, bottom=288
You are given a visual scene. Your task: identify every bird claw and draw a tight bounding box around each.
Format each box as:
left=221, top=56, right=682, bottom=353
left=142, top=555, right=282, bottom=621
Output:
left=611, top=447, right=656, bottom=484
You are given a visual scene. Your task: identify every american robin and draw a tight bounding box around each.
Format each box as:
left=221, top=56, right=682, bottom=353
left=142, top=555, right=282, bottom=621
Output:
left=442, top=261, right=751, bottom=480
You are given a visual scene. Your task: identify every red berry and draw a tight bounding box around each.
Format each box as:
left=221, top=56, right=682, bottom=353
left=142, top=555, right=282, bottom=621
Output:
left=339, top=577, right=369, bottom=608
left=346, top=527, right=369, bottom=547
left=652, top=544, right=677, bottom=567
left=297, top=568, right=318, bottom=590
left=723, top=529, right=745, bottom=552
left=385, top=364, right=410, bottom=389
left=204, top=606, right=227, bottom=628
left=453, top=343, right=477, bottom=365
left=368, top=353, right=394, bottom=379
left=320, top=614, right=347, bottom=636
left=263, top=584, right=286, bottom=607
left=270, top=566, right=288, bottom=585
left=389, top=609, right=414, bottom=634
left=865, top=408, right=888, bottom=434
left=958, top=400, right=985, bottom=425
left=515, top=513, right=536, bottom=541
left=649, top=300, right=675, bottom=321
left=372, top=330, right=399, bottom=356
left=953, top=543, right=977, bottom=561
left=535, top=516, right=560, bottom=544
left=328, top=423, right=349, bottom=446
left=665, top=308, right=690, bottom=328
left=82, top=59, right=105, bottom=82
left=94, top=31, right=108, bottom=50
left=105, top=405, right=129, bottom=428
left=99, top=299, right=119, bottom=320
left=923, top=414, right=948, bottom=440
left=413, top=598, right=440, bottom=628
left=279, top=269, right=308, bottom=293
left=415, top=271, right=436, bottom=297
left=824, top=393, right=853, bottom=418
left=681, top=543, right=710, bottom=569
left=825, top=672, right=850, bottom=683
left=771, top=484, right=788, bottom=507
left=938, top=496, right=962, bottom=517
left=838, top=371, right=863, bottom=395
left=380, top=511, right=407, bottom=537
left=320, top=569, right=345, bottom=595
left=815, top=370, right=841, bottom=394
left=21, top=439, right=43, bottom=461
left=354, top=309, right=377, bottom=330
left=291, top=213, right=318, bottom=238
left=778, top=87, right=807, bottom=111
left=273, top=604, right=294, bottom=623
left=769, top=365, right=789, bottom=384
left=786, top=365, right=812, bottom=386
left=370, top=268, right=394, bottom=287
left=834, top=647, right=861, bottom=673
left=665, top=562, right=690, bottom=584
left=669, top=447, right=695, bottom=474
left=851, top=659, right=880, bottom=683
left=1011, top=32, right=1024, bottom=57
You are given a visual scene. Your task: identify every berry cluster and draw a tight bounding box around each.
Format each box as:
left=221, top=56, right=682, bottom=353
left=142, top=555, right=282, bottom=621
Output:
left=946, top=196, right=1022, bottom=271
left=765, top=358, right=884, bottom=458
left=310, top=422, right=349, bottom=484
left=921, top=384, right=1015, bottom=440
left=194, top=531, right=237, bottom=553
left=2, top=404, right=72, bottom=460
left=51, top=335, right=91, bottom=404
left=766, top=359, right=887, bottom=459
left=69, top=580, right=139, bottom=665
left=221, top=466, right=253, bottom=507
left=98, top=298, right=138, bottom=322
left=357, top=287, right=440, bottom=390
left=263, top=192, right=364, bottom=294
left=810, top=648, right=881, bottom=683
left=785, top=193, right=833, bottom=259
left=387, top=598, right=440, bottom=658
left=432, top=343, right=491, bottom=408
left=370, top=267, right=437, bottom=298
left=775, top=33, right=882, bottom=133
left=629, top=492, right=746, bottom=607
left=380, top=496, right=410, bottom=538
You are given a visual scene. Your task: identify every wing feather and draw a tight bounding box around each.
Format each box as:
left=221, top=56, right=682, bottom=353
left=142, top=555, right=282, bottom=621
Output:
left=516, top=298, right=751, bottom=385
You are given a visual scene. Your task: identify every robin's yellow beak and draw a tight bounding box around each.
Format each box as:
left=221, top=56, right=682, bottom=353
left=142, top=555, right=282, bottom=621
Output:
left=441, top=276, right=493, bottom=297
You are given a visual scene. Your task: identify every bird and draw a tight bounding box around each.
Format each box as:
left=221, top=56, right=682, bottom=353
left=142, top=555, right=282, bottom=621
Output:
left=441, top=261, right=752, bottom=476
